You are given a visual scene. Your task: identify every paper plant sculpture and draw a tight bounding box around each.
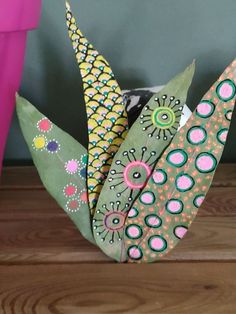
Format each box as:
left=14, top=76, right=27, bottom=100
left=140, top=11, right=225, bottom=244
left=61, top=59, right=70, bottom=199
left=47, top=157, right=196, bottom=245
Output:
left=16, top=2, right=236, bottom=263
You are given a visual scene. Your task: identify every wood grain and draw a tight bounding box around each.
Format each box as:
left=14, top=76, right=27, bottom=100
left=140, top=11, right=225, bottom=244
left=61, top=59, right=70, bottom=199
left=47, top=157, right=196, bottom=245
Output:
left=1, top=187, right=236, bottom=217
left=0, top=216, right=235, bottom=264
left=0, top=263, right=235, bottom=314
left=0, top=165, right=236, bottom=313
left=1, top=164, right=236, bottom=189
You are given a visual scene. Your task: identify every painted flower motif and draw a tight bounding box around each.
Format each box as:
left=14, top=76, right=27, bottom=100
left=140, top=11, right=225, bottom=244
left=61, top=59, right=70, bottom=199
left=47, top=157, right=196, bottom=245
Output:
left=64, top=157, right=86, bottom=176
left=37, top=118, right=53, bottom=133
left=108, top=147, right=156, bottom=201
left=93, top=201, right=128, bottom=244
left=32, top=135, right=47, bottom=151
left=140, top=95, right=183, bottom=139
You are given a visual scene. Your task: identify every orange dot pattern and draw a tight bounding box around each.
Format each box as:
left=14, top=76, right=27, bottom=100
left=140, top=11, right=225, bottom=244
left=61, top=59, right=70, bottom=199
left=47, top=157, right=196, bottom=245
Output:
left=124, top=59, right=236, bottom=263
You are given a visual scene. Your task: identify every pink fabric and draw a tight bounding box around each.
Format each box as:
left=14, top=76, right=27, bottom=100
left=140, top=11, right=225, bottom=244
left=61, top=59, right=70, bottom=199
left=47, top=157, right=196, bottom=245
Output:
left=0, top=0, right=42, bottom=32
left=0, top=0, right=42, bottom=173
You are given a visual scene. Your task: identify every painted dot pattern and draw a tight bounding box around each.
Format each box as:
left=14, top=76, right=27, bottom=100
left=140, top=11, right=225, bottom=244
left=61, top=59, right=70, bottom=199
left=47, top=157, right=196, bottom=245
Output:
left=126, top=224, right=143, bottom=239
left=176, top=173, right=195, bottom=192
left=128, top=246, right=143, bottom=260
left=47, top=140, right=60, bottom=153
left=152, top=107, right=176, bottom=129
left=193, top=195, right=205, bottom=208
left=166, top=199, right=183, bottom=214
left=167, top=149, right=188, bottom=167
left=174, top=226, right=188, bottom=239
left=195, top=153, right=217, bottom=173
left=64, top=184, right=77, bottom=197
left=124, top=60, right=236, bottom=263
left=65, top=159, right=79, bottom=174
left=216, top=79, right=236, bottom=102
left=93, top=72, right=188, bottom=261
left=31, top=112, right=90, bottom=240
left=33, top=135, right=47, bottom=150
left=217, top=129, right=228, bottom=145
left=37, top=118, right=52, bottom=133
left=187, top=126, right=207, bottom=145
left=148, top=235, right=167, bottom=252
left=128, top=207, right=139, bottom=218
left=145, top=214, right=162, bottom=228
left=140, top=191, right=155, bottom=205
left=152, top=169, right=167, bottom=185
left=196, top=101, right=215, bottom=118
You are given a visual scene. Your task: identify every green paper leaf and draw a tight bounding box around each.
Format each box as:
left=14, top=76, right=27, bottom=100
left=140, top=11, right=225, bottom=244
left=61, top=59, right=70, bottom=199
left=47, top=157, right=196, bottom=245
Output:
left=93, top=62, right=195, bottom=262
left=124, top=59, right=236, bottom=263
left=16, top=95, right=95, bottom=244
left=66, top=2, right=129, bottom=214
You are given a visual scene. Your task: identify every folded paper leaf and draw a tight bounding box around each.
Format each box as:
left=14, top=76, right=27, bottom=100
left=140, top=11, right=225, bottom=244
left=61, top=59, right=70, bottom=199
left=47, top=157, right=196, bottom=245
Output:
left=124, top=59, right=236, bottom=263
left=16, top=95, right=95, bottom=244
left=93, top=62, right=195, bottom=262
left=66, top=2, right=129, bottom=214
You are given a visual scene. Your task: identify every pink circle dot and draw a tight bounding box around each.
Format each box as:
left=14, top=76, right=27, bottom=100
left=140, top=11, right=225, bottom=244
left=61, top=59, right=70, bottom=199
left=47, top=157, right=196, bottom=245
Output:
left=140, top=192, right=155, bottom=204
left=175, top=226, right=187, bottom=239
left=127, top=225, right=140, bottom=238
left=169, top=152, right=184, bottom=165
left=129, top=247, right=142, bottom=259
left=197, top=102, right=212, bottom=116
left=146, top=216, right=161, bottom=227
left=189, top=128, right=206, bottom=144
left=195, top=196, right=205, bottom=207
left=64, top=185, right=77, bottom=197
left=218, top=82, right=233, bottom=99
left=148, top=217, right=157, bottom=225
left=150, top=236, right=165, bottom=251
left=196, top=155, right=214, bottom=172
left=152, top=170, right=165, bottom=184
left=176, top=174, right=194, bottom=191
left=65, top=160, right=79, bottom=174
left=226, top=111, right=232, bottom=121
left=128, top=208, right=138, bottom=218
left=124, top=161, right=151, bottom=189
left=167, top=200, right=182, bottom=213
left=219, top=130, right=228, bottom=143
left=38, top=118, right=52, bottom=132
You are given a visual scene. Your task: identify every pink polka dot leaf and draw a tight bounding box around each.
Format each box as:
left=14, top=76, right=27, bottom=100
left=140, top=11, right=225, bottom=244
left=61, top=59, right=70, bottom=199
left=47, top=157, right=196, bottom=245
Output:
left=124, top=59, right=236, bottom=263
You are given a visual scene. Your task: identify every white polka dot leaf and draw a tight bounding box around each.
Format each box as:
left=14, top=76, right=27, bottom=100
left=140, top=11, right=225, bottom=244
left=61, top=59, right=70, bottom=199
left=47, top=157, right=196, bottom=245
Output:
left=16, top=95, right=94, bottom=244
left=124, top=59, right=236, bottom=263
left=93, top=62, right=195, bottom=262
left=16, top=1, right=236, bottom=263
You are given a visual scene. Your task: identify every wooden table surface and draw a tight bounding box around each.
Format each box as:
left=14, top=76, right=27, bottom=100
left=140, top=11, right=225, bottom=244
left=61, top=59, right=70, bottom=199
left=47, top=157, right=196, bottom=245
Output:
left=0, top=165, right=236, bottom=313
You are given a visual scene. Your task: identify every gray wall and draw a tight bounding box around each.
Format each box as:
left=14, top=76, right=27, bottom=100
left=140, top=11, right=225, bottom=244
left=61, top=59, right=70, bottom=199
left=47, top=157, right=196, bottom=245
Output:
left=4, top=0, right=236, bottom=164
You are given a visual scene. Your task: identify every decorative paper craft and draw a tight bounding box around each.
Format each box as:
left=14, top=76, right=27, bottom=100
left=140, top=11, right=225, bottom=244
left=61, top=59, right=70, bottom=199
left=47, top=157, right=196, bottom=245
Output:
left=16, top=1, right=236, bottom=263
left=66, top=2, right=129, bottom=214
left=16, top=96, right=94, bottom=244
left=93, top=62, right=195, bottom=261
left=124, top=59, right=236, bottom=263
